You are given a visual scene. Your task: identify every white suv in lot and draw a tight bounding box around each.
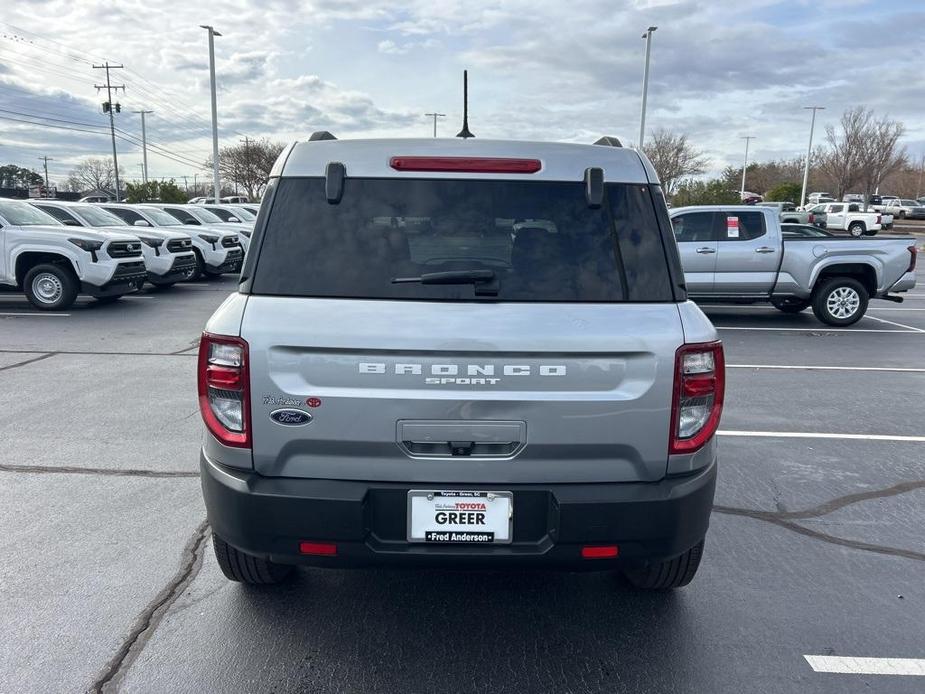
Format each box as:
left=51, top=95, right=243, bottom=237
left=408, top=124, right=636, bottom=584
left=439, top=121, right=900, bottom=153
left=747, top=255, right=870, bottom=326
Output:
left=0, top=198, right=147, bottom=310
left=30, top=201, right=197, bottom=288
left=147, top=204, right=252, bottom=253
left=100, top=203, right=244, bottom=280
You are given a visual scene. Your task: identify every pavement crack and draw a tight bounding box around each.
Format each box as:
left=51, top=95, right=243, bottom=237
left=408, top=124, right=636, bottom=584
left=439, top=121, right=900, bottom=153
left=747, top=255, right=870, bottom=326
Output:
left=0, top=463, right=199, bottom=479
left=772, top=480, right=925, bottom=520
left=713, top=506, right=925, bottom=563
left=0, top=352, right=55, bottom=372
left=91, top=519, right=211, bottom=693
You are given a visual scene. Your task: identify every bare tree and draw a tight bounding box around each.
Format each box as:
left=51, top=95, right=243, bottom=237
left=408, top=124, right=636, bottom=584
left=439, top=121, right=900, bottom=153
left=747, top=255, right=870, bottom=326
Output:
left=642, top=129, right=709, bottom=197
left=65, top=157, right=124, bottom=194
left=857, top=115, right=906, bottom=205
left=204, top=139, right=286, bottom=200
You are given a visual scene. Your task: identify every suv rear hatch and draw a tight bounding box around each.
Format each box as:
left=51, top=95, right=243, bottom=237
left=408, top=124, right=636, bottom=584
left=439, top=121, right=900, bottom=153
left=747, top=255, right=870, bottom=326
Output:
left=243, top=175, right=683, bottom=484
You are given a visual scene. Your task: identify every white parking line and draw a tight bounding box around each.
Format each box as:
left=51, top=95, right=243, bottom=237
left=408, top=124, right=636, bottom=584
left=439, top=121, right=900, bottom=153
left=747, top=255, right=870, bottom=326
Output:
left=0, top=312, right=70, bottom=317
left=804, top=655, right=925, bottom=676
left=727, top=364, right=925, bottom=373
left=716, top=326, right=918, bottom=333
left=863, top=315, right=925, bottom=333
left=719, top=430, right=925, bottom=443
left=703, top=305, right=925, bottom=311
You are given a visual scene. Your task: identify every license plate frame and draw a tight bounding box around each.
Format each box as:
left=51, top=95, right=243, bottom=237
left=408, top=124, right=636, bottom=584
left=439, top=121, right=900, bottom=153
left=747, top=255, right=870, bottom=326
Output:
left=407, top=490, right=513, bottom=544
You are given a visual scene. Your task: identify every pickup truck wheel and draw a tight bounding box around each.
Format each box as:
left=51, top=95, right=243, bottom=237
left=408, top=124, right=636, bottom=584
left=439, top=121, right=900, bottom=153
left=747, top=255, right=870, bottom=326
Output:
left=812, top=277, right=868, bottom=326
left=23, top=263, right=78, bottom=311
left=898, top=211, right=907, bottom=219
left=624, top=540, right=704, bottom=590
left=771, top=298, right=810, bottom=313
left=213, top=533, right=293, bottom=584
left=188, top=249, right=204, bottom=281
left=847, top=222, right=865, bottom=237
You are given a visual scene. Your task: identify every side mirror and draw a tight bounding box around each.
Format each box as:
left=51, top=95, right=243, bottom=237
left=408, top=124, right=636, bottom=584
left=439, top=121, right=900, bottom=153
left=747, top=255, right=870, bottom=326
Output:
left=228, top=217, right=240, bottom=223
left=134, top=220, right=151, bottom=227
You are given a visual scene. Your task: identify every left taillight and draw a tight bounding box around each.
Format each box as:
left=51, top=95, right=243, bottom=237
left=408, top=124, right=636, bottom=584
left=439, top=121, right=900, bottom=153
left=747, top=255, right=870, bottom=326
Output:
left=198, top=333, right=250, bottom=448
left=669, top=342, right=724, bottom=454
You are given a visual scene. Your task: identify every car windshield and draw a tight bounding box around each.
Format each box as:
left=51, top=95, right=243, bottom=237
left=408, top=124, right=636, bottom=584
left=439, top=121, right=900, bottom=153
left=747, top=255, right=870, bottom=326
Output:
left=141, top=207, right=183, bottom=226
left=0, top=201, right=62, bottom=226
left=74, top=205, right=126, bottom=227
left=189, top=207, right=223, bottom=223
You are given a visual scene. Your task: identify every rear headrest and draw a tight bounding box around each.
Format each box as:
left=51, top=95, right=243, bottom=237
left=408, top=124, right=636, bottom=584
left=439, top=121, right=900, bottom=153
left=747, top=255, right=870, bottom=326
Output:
left=511, top=228, right=560, bottom=272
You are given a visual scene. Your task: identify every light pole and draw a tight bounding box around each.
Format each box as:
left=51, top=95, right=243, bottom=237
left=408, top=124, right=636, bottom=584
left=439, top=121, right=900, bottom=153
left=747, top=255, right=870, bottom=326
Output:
left=425, top=112, right=446, bottom=138
left=638, top=26, right=657, bottom=149
left=740, top=136, right=755, bottom=198
left=799, top=106, right=824, bottom=208
left=133, top=109, right=154, bottom=184
left=201, top=25, right=222, bottom=203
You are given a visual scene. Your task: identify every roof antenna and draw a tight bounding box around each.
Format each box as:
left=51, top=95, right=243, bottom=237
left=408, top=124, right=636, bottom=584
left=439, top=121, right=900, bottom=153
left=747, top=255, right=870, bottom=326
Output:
left=456, top=70, right=474, bottom=139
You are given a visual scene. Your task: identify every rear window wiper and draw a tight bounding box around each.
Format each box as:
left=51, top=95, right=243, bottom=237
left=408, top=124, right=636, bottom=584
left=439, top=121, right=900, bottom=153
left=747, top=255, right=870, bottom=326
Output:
left=392, top=269, right=499, bottom=295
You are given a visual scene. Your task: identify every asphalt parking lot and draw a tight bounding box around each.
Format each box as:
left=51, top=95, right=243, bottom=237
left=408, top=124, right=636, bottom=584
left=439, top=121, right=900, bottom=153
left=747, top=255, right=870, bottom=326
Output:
left=1, top=271, right=924, bottom=694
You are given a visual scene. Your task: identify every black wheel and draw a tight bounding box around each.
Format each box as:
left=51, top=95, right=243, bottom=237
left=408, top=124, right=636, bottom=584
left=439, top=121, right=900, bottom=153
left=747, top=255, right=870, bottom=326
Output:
left=94, top=295, right=123, bottom=305
left=898, top=211, right=906, bottom=219
left=847, top=222, right=865, bottom=237
left=811, top=277, right=868, bottom=326
left=624, top=540, right=704, bottom=590
left=23, top=263, right=79, bottom=311
left=213, top=534, right=293, bottom=585
left=771, top=298, right=810, bottom=314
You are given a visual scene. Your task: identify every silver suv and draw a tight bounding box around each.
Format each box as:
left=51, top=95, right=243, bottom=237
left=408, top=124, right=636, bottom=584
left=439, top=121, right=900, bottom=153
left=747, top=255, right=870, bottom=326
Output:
left=198, top=134, right=724, bottom=589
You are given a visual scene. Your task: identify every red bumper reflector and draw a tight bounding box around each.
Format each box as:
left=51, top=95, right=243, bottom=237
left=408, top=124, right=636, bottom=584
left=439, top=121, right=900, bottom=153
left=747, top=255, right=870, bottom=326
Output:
left=581, top=545, right=619, bottom=559
left=299, top=541, right=337, bottom=556
left=389, top=156, right=541, bottom=174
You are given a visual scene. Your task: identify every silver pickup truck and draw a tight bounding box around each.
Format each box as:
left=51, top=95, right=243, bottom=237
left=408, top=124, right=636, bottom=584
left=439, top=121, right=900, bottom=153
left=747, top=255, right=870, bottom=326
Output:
left=670, top=205, right=917, bottom=325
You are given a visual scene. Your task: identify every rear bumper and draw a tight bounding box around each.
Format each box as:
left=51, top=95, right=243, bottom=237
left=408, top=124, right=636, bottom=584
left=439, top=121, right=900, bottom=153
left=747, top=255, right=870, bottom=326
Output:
left=201, top=452, right=717, bottom=570
left=888, top=271, right=916, bottom=294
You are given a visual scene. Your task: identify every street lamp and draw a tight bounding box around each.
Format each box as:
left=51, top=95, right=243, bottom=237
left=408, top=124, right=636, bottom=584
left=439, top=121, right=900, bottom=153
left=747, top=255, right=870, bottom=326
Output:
left=799, top=106, right=825, bottom=208
left=638, top=26, right=657, bottom=149
left=740, top=136, right=755, bottom=198
left=201, top=25, right=222, bottom=202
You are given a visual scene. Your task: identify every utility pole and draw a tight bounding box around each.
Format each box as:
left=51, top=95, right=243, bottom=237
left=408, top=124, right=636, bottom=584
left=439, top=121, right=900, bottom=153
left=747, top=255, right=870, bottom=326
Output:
left=133, top=109, right=154, bottom=184
left=424, top=113, right=446, bottom=138
left=740, top=136, right=755, bottom=198
left=93, top=62, right=125, bottom=200
left=201, top=25, right=222, bottom=202
left=799, top=106, right=825, bottom=208
left=38, top=156, right=53, bottom=197
left=183, top=175, right=189, bottom=193
left=638, top=26, right=657, bottom=149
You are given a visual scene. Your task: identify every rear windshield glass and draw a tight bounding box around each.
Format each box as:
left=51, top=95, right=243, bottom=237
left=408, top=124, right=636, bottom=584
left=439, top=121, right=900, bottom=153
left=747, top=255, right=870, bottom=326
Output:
left=252, top=178, right=674, bottom=302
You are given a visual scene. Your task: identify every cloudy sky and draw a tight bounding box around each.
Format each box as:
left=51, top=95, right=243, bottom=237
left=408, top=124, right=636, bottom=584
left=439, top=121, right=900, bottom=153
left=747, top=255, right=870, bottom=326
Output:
left=1, top=0, right=923, bottom=186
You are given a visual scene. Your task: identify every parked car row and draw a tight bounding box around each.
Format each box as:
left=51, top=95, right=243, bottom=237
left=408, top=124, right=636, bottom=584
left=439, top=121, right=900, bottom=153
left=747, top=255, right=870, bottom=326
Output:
left=0, top=198, right=256, bottom=310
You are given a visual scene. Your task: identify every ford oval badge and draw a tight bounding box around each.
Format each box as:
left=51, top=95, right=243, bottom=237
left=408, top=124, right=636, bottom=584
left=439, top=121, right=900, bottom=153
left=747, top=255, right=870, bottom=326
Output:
left=269, top=409, right=313, bottom=426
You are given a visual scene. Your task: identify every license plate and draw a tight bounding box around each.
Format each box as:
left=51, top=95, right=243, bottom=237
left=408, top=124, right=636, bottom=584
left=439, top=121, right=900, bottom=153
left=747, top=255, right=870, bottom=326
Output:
left=407, top=490, right=513, bottom=544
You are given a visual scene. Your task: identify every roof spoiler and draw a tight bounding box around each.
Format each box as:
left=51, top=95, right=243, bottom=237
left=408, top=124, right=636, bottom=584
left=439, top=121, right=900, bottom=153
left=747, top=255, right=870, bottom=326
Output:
left=309, top=131, right=337, bottom=141
left=594, top=136, right=622, bottom=147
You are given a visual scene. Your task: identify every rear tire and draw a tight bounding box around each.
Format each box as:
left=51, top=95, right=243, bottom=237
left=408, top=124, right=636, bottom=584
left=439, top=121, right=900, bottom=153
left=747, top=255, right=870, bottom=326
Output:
left=898, top=211, right=907, bottom=219
left=213, top=534, right=293, bottom=585
left=624, top=540, right=704, bottom=590
left=771, top=298, right=810, bottom=314
left=23, top=263, right=79, bottom=311
left=847, top=222, right=865, bottom=237
left=811, top=277, right=868, bottom=326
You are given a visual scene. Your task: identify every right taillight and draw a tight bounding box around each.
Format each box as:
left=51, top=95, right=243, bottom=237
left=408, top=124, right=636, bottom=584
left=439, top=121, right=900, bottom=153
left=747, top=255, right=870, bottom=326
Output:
left=670, top=342, right=725, bottom=454
left=808, top=213, right=815, bottom=223
left=907, top=245, right=917, bottom=273
left=198, top=333, right=250, bottom=448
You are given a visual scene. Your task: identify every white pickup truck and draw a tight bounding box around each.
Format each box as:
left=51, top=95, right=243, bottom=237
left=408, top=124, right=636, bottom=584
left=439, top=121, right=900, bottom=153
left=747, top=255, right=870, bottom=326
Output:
left=804, top=201, right=881, bottom=237
left=670, top=205, right=917, bottom=325
left=0, top=198, right=147, bottom=310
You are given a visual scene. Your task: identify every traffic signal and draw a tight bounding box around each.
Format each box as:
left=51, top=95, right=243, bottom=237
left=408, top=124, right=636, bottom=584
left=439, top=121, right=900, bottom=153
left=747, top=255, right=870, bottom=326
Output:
left=102, top=101, right=110, bottom=113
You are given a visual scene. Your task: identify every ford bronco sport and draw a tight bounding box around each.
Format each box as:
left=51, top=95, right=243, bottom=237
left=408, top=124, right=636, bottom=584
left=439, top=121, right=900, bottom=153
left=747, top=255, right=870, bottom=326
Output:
left=198, top=134, right=723, bottom=590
